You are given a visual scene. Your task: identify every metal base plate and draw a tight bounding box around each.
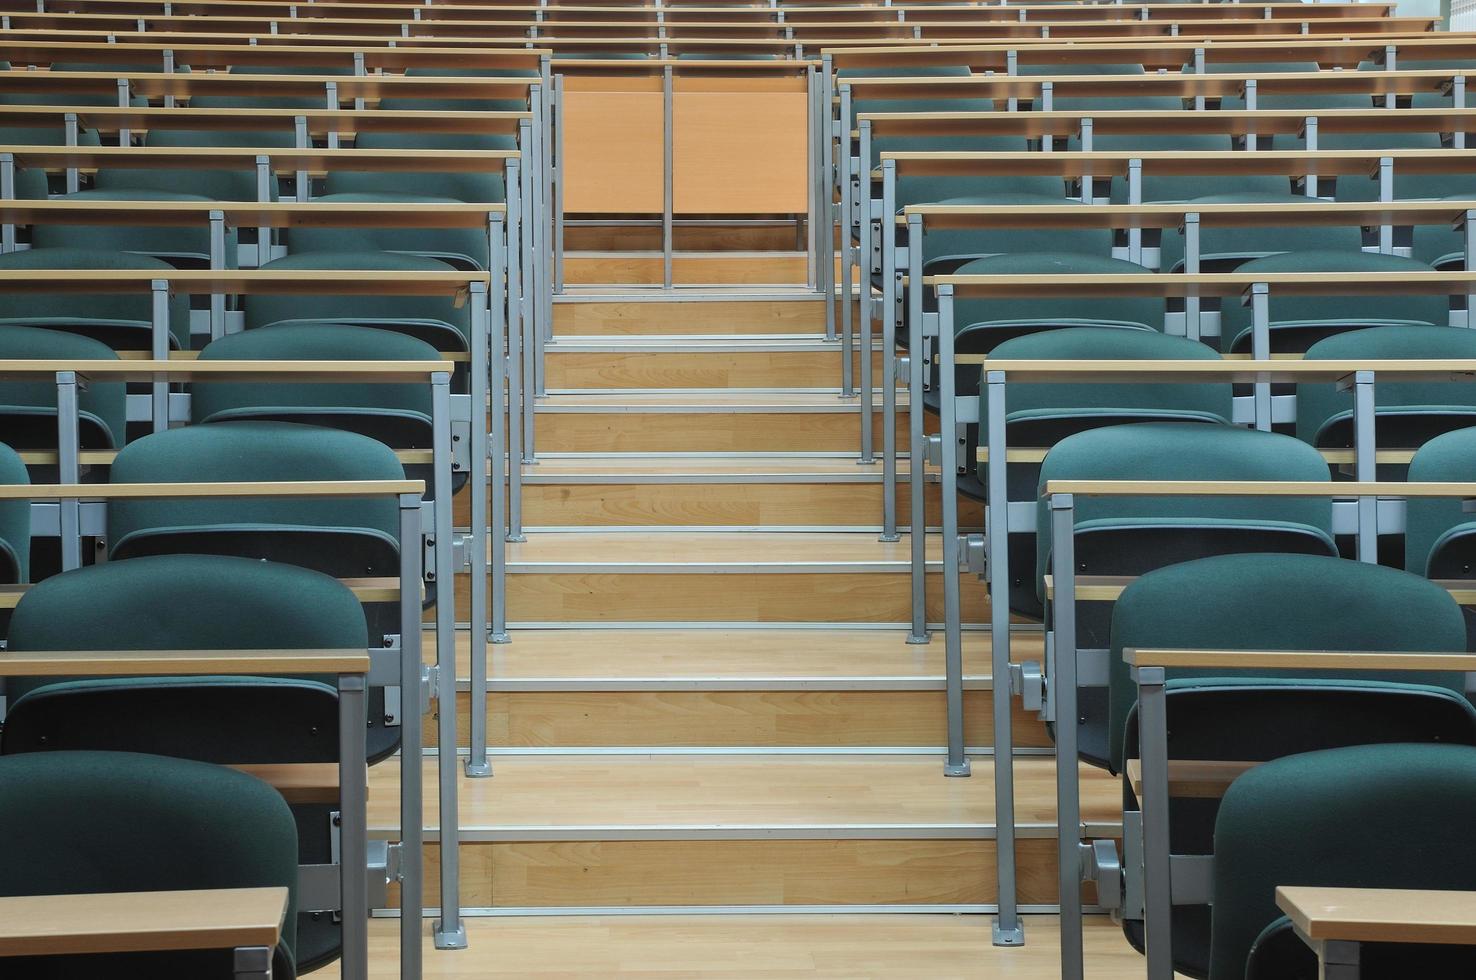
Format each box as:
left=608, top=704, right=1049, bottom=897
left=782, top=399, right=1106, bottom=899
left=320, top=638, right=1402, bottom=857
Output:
left=506, top=533, right=527, bottom=543
left=491, top=632, right=512, bottom=645
left=944, top=760, right=972, bottom=778
left=464, top=760, right=493, bottom=778
left=906, top=631, right=931, bottom=645
left=433, top=921, right=469, bottom=950
left=878, top=532, right=900, bottom=543
left=992, top=919, right=1026, bottom=947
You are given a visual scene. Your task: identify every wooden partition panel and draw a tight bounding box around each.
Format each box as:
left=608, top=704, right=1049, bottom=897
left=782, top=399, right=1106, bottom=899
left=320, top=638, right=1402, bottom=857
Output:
left=561, top=74, right=664, bottom=213
left=673, top=74, right=809, bottom=214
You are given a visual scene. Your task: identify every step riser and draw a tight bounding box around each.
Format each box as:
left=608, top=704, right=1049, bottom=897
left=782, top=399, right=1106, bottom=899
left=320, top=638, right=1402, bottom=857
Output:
left=564, top=226, right=807, bottom=252
left=454, top=482, right=984, bottom=528
left=566, top=255, right=809, bottom=286
left=545, top=349, right=882, bottom=390
left=536, top=409, right=908, bottom=453
left=392, top=838, right=1098, bottom=908
left=554, top=300, right=830, bottom=337
left=452, top=570, right=991, bottom=624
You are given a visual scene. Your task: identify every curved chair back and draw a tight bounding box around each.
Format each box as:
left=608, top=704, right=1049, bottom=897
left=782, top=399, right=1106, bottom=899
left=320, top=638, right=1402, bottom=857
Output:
left=1158, top=193, right=1366, bottom=274
left=0, top=751, right=300, bottom=977
left=323, top=130, right=514, bottom=204
left=0, top=441, right=29, bottom=585
left=0, top=326, right=125, bottom=451
left=919, top=195, right=1114, bottom=276
left=379, top=66, right=538, bottom=113
left=0, top=248, right=192, bottom=351
left=1223, top=744, right=1476, bottom=980
left=1221, top=251, right=1446, bottom=354
left=33, top=189, right=236, bottom=269
left=93, top=126, right=296, bottom=203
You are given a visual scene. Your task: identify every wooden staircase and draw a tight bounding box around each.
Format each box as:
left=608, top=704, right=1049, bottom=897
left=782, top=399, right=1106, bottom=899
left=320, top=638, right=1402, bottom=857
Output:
left=395, top=251, right=1114, bottom=918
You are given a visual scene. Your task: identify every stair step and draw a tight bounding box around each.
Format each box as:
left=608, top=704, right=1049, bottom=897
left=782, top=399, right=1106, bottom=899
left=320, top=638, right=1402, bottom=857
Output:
left=545, top=336, right=881, bottom=391
left=564, top=251, right=809, bottom=286
left=554, top=297, right=828, bottom=336
left=535, top=392, right=909, bottom=454
left=425, top=628, right=1047, bottom=749
left=371, top=754, right=1119, bottom=908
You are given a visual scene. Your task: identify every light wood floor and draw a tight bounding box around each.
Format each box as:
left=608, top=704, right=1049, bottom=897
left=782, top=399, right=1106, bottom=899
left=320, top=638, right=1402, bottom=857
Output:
left=318, top=914, right=1182, bottom=978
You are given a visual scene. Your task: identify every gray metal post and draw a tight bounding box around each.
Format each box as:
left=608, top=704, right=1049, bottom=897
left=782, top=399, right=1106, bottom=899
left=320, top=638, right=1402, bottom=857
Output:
left=1079, top=119, right=1094, bottom=203
left=117, top=78, right=132, bottom=145
left=553, top=73, right=565, bottom=294
left=1250, top=283, right=1271, bottom=430
left=466, top=280, right=496, bottom=780
left=396, top=493, right=424, bottom=980
left=1456, top=77, right=1468, bottom=150
left=1135, top=663, right=1174, bottom=980
left=985, top=368, right=1021, bottom=944
left=858, top=119, right=875, bottom=463
left=879, top=160, right=900, bottom=541
left=1244, top=78, right=1257, bottom=150
left=485, top=224, right=510, bottom=645
left=337, top=672, right=369, bottom=980
left=325, top=82, right=340, bottom=148
left=1378, top=157, right=1394, bottom=253
left=1050, top=493, right=1085, bottom=980
left=822, top=57, right=837, bottom=343
left=906, top=215, right=928, bottom=642
left=255, top=155, right=273, bottom=268
left=432, top=366, right=466, bottom=951
left=807, top=65, right=819, bottom=293
left=55, top=371, right=82, bottom=572
left=505, top=162, right=529, bottom=537
left=150, top=279, right=170, bottom=432
left=209, top=209, right=227, bottom=340
left=233, top=946, right=273, bottom=980
left=1352, top=369, right=1378, bottom=562
left=839, top=84, right=856, bottom=397
left=1, top=152, right=16, bottom=253
left=353, top=50, right=367, bottom=110
left=1467, top=210, right=1476, bottom=325
left=1304, top=117, right=1319, bottom=198
left=1127, top=159, right=1143, bottom=264
left=294, top=115, right=310, bottom=202
left=663, top=64, right=675, bottom=289
left=1183, top=213, right=1201, bottom=342
left=65, top=112, right=79, bottom=193
left=937, top=287, right=969, bottom=778
left=162, top=49, right=176, bottom=107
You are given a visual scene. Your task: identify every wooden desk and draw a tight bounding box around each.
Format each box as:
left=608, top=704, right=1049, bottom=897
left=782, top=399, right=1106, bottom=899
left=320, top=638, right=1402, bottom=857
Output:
left=1277, top=886, right=1476, bottom=948
left=0, top=67, right=538, bottom=103
left=1, top=144, right=517, bottom=177
left=0, top=104, right=529, bottom=138
left=0, top=38, right=549, bottom=71
left=0, top=887, right=287, bottom=958
left=0, top=199, right=506, bottom=230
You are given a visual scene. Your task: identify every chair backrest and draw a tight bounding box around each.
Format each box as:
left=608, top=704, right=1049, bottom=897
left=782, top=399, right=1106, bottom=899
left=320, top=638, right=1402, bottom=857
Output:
left=1217, top=743, right=1476, bottom=980
left=1077, top=132, right=1291, bottom=203
left=1297, top=325, right=1476, bottom=450
left=0, top=124, right=100, bottom=199
left=195, top=63, right=357, bottom=110
left=93, top=127, right=296, bottom=202
left=322, top=130, right=513, bottom=204
left=1220, top=250, right=1446, bottom=354
left=919, top=195, right=1114, bottom=274
left=0, top=325, right=126, bottom=450
left=0, top=247, right=192, bottom=351
left=285, top=194, right=492, bottom=270
left=379, top=66, right=538, bottom=112
left=0, top=750, right=300, bottom=976
left=1158, top=193, right=1366, bottom=273
left=106, top=421, right=404, bottom=576
left=1412, top=193, right=1476, bottom=269
left=1407, top=425, right=1476, bottom=582
left=244, top=252, right=473, bottom=353
left=0, top=441, right=28, bottom=584
left=33, top=189, right=233, bottom=268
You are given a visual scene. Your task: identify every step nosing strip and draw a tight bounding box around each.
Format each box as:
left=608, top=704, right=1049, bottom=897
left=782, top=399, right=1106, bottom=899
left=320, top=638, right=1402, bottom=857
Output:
left=371, top=822, right=1125, bottom=843
left=456, top=676, right=994, bottom=692
left=506, top=561, right=935, bottom=573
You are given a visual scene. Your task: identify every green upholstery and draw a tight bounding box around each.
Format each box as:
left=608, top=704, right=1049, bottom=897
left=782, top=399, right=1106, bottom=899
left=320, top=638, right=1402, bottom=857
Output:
left=1220, top=90, right=1377, bottom=112
left=1412, top=193, right=1476, bottom=270
left=1022, top=61, right=1179, bottom=113
left=323, top=130, right=512, bottom=205
left=1111, top=553, right=1470, bottom=774
left=0, top=441, right=29, bottom=583
left=0, top=125, right=100, bottom=198
left=1318, top=127, right=1470, bottom=201
left=1220, top=251, right=1445, bottom=354
left=1407, top=426, right=1476, bottom=580
left=93, top=127, right=295, bottom=202
left=0, top=325, right=126, bottom=450
left=33, top=189, right=236, bottom=268
left=953, top=253, right=1164, bottom=347
left=1297, top=326, right=1476, bottom=449
left=0, top=751, right=299, bottom=978
left=193, top=63, right=356, bottom=110
left=287, top=193, right=492, bottom=270
left=1073, top=132, right=1290, bottom=203
left=193, top=323, right=437, bottom=451
left=379, top=67, right=537, bottom=113
left=0, top=247, right=191, bottom=350
left=1215, top=743, right=1476, bottom=980
left=1158, top=193, right=1365, bottom=273
left=1199, top=60, right=1321, bottom=75
left=920, top=195, right=1113, bottom=274
left=245, top=252, right=472, bottom=352
left=0, top=63, right=154, bottom=107
left=106, top=421, right=403, bottom=575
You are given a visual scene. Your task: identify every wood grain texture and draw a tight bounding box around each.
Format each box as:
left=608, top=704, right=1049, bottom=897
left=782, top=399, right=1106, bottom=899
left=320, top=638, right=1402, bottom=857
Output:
left=564, top=254, right=809, bottom=286
left=1277, top=886, right=1476, bottom=947
left=535, top=407, right=907, bottom=453
left=673, top=91, right=808, bottom=215
left=560, top=89, right=664, bottom=214
left=0, top=888, right=286, bottom=957
left=544, top=348, right=877, bottom=390
left=553, top=299, right=827, bottom=336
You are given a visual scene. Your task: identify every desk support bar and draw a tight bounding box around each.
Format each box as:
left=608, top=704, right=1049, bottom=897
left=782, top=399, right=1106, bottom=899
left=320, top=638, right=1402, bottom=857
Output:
left=396, top=492, right=425, bottom=980
left=1050, top=492, right=1085, bottom=980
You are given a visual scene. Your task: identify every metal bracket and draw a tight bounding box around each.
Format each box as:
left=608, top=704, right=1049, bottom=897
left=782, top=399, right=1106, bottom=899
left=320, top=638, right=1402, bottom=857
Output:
left=421, top=665, right=437, bottom=712
left=1011, top=660, right=1043, bottom=713
left=452, top=533, right=470, bottom=575
left=962, top=533, right=986, bottom=575
left=925, top=433, right=943, bottom=468
left=1084, top=839, right=1123, bottom=910
left=921, top=311, right=940, bottom=338
left=895, top=355, right=909, bottom=384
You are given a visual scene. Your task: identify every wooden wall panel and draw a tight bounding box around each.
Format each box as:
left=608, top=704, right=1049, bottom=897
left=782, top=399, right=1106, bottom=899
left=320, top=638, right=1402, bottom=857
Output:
left=673, top=91, right=809, bottom=214
left=561, top=87, right=663, bottom=214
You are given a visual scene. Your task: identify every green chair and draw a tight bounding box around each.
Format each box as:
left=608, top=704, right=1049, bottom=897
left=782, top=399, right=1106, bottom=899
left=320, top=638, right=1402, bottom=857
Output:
left=0, top=441, right=29, bottom=585
left=1074, top=131, right=1291, bottom=203
left=1412, top=193, right=1476, bottom=271
left=193, top=64, right=357, bottom=111
left=194, top=322, right=443, bottom=492
left=0, top=124, right=100, bottom=199
left=31, top=189, right=236, bottom=269
left=1158, top=193, right=1365, bottom=274
left=0, top=326, right=124, bottom=452
left=1110, top=554, right=1476, bottom=977
left=1040, top=424, right=1335, bottom=767
left=244, top=252, right=473, bottom=355
left=378, top=66, right=537, bottom=113
left=0, top=248, right=192, bottom=351
left=92, top=127, right=295, bottom=203
left=1317, top=126, right=1466, bottom=201
left=919, top=195, right=1114, bottom=277
left=1025, top=61, right=1183, bottom=114
left=1406, top=426, right=1476, bottom=648
left=1228, top=744, right=1476, bottom=980
left=966, top=326, right=1231, bottom=612
left=0, top=751, right=300, bottom=978
left=2, top=554, right=365, bottom=973
left=1297, top=326, right=1476, bottom=459
left=1220, top=251, right=1446, bottom=354
left=0, top=62, right=156, bottom=108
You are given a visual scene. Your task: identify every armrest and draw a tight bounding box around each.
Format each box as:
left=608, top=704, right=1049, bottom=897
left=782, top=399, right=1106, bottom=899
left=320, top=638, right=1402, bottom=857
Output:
left=1125, top=759, right=1257, bottom=800
left=0, top=887, right=287, bottom=957
left=0, top=648, right=370, bottom=677
left=1276, top=885, right=1476, bottom=947
left=1124, top=648, right=1476, bottom=673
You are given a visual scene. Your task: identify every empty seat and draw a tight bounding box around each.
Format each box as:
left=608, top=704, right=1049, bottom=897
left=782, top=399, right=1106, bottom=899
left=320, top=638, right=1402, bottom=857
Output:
left=1110, top=554, right=1476, bottom=976
left=378, top=66, right=537, bottom=113
left=1219, top=251, right=1446, bottom=354
left=0, top=326, right=125, bottom=452
left=31, top=189, right=235, bottom=269
left=1412, top=194, right=1476, bottom=270
left=1158, top=193, right=1365, bottom=273
left=1227, top=744, right=1476, bottom=980
left=92, top=127, right=295, bottom=203
left=194, top=63, right=357, bottom=111
left=0, top=441, right=28, bottom=585
left=245, top=252, right=473, bottom=355
left=0, top=248, right=192, bottom=351
left=1042, top=424, right=1335, bottom=765
left=918, top=195, right=1114, bottom=277
left=0, top=751, right=300, bottom=978
left=1406, top=426, right=1476, bottom=647
left=1077, top=132, right=1291, bottom=204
